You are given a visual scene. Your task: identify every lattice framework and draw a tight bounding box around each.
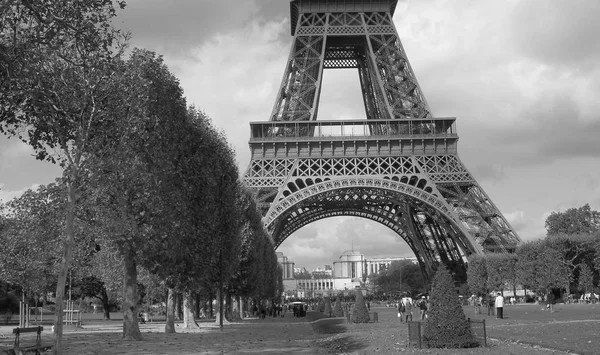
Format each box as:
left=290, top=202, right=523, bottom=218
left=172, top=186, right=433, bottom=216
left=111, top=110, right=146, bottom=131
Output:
left=243, top=0, right=520, bottom=280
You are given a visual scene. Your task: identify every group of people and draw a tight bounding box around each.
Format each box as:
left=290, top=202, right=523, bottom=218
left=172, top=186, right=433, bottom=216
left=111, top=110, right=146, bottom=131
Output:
left=397, top=295, right=429, bottom=322
left=471, top=293, right=505, bottom=319
left=398, top=292, right=507, bottom=322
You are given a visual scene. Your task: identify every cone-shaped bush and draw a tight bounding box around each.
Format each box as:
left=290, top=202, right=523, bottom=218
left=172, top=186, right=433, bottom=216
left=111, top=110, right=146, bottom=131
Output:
left=422, top=264, right=478, bottom=348
left=351, top=289, right=370, bottom=323
left=318, top=298, right=325, bottom=312
left=333, top=297, right=344, bottom=317
left=323, top=298, right=332, bottom=316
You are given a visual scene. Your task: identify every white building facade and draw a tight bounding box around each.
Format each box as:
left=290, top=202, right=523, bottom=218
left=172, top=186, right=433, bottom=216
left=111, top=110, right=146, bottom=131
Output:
left=279, top=250, right=417, bottom=297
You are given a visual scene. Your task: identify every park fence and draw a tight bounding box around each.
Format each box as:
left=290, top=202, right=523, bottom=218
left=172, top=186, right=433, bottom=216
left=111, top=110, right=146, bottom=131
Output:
left=467, top=318, right=487, bottom=347
left=407, top=318, right=487, bottom=349
left=345, top=311, right=379, bottom=323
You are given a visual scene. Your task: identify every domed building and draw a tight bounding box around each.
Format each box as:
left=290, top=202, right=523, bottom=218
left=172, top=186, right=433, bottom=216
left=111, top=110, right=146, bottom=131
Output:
left=280, top=249, right=417, bottom=297
left=333, top=250, right=365, bottom=279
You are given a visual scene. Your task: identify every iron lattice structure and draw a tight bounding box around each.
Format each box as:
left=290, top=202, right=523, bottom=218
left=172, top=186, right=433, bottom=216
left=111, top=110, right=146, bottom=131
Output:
left=242, top=0, right=520, bottom=279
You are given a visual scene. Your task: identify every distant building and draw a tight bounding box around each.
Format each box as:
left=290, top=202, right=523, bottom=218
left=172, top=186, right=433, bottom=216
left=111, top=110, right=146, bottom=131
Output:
left=279, top=250, right=417, bottom=297
left=312, top=265, right=333, bottom=278
left=294, top=266, right=308, bottom=275
left=276, top=252, right=295, bottom=280
left=333, top=250, right=417, bottom=280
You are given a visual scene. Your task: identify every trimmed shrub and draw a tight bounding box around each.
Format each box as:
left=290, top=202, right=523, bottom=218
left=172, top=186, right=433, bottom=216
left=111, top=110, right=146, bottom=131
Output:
left=422, top=264, right=478, bottom=348
left=332, top=297, right=344, bottom=317
left=323, top=298, right=332, bottom=316
left=317, top=298, right=325, bottom=312
left=351, top=289, right=370, bottom=323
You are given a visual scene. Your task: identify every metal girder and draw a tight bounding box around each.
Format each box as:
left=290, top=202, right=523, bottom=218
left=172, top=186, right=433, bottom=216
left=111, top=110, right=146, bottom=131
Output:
left=242, top=0, right=521, bottom=281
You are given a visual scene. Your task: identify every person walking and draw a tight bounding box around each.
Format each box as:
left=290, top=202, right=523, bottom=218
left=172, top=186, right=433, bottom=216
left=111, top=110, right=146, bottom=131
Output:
left=419, top=296, right=428, bottom=320
left=546, top=291, right=555, bottom=312
left=495, top=292, right=504, bottom=319
left=404, top=296, right=413, bottom=323
left=486, top=295, right=495, bottom=316
left=397, top=299, right=405, bottom=322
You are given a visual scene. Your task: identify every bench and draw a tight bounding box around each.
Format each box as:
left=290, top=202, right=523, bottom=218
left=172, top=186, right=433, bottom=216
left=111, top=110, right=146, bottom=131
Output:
left=11, top=326, right=53, bottom=355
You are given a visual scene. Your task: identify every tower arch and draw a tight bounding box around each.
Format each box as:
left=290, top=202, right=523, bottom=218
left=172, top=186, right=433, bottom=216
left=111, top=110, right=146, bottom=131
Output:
left=266, top=177, right=480, bottom=279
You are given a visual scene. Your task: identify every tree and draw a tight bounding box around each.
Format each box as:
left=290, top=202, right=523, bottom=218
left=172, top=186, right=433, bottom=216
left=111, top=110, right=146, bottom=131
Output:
left=81, top=243, right=124, bottom=320
left=545, top=204, right=600, bottom=235
left=466, top=255, right=488, bottom=297
left=0, top=184, right=64, bottom=298
left=332, top=297, right=344, bottom=317
left=351, top=289, right=370, bottom=323
left=79, top=49, right=202, bottom=338
left=1, top=2, right=127, bottom=352
left=372, top=260, right=426, bottom=296
left=486, top=253, right=517, bottom=296
left=593, top=235, right=600, bottom=275
left=422, top=264, right=477, bottom=348
left=226, top=188, right=266, bottom=314
left=294, top=269, right=312, bottom=280
left=323, top=298, right=332, bottom=316
left=516, top=241, right=569, bottom=296
left=578, top=263, right=594, bottom=294
left=544, top=233, right=597, bottom=295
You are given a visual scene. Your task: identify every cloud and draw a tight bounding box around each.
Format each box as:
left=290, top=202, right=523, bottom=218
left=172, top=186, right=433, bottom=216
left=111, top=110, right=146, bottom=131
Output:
left=504, top=210, right=527, bottom=232
left=0, top=183, right=41, bottom=204
left=119, top=0, right=288, bottom=56
left=155, top=17, right=290, bottom=167
left=469, top=164, right=506, bottom=184
left=0, top=137, right=62, bottom=194
left=391, top=0, right=600, bottom=170
left=509, top=0, right=600, bottom=68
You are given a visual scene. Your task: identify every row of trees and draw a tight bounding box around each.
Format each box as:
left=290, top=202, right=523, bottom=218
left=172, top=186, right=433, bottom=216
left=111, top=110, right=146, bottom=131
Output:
left=0, top=1, right=281, bottom=353
left=468, top=204, right=600, bottom=299
left=369, top=260, right=428, bottom=298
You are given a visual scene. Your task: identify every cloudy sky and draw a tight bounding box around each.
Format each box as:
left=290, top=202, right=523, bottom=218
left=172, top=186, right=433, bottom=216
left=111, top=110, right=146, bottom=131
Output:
left=1, top=0, right=599, bottom=271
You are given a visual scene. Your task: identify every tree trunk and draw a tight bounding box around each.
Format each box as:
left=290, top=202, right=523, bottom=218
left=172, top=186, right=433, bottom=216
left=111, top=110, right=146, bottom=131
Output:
left=182, top=292, right=199, bottom=329
left=214, top=290, right=230, bottom=326
left=209, top=297, right=213, bottom=319
left=238, top=296, right=243, bottom=320
left=165, top=288, right=176, bottom=333
left=225, top=292, right=233, bottom=320
left=175, top=292, right=183, bottom=321
left=52, top=178, right=77, bottom=355
left=194, top=293, right=200, bottom=319
left=101, top=289, right=111, bottom=320
left=122, top=245, right=141, bottom=341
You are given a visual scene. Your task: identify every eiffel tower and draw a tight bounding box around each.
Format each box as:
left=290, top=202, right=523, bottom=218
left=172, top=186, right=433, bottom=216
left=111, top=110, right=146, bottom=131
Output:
left=242, top=0, right=520, bottom=279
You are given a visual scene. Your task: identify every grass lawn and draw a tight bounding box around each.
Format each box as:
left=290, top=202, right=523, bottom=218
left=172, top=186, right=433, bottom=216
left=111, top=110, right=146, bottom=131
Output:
left=466, top=302, right=600, bottom=355
left=315, top=304, right=600, bottom=354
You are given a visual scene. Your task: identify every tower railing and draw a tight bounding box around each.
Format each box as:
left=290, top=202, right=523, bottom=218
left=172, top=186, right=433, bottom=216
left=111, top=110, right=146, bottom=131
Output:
left=249, top=117, right=457, bottom=142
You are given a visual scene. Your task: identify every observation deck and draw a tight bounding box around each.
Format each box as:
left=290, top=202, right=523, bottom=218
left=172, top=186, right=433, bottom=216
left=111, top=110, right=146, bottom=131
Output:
left=248, top=117, right=459, bottom=159
left=290, top=0, right=399, bottom=35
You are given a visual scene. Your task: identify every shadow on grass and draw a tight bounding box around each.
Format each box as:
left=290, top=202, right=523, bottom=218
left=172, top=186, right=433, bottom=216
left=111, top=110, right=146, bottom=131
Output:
left=311, top=318, right=368, bottom=353
left=316, top=335, right=367, bottom=353
left=311, top=318, right=346, bottom=335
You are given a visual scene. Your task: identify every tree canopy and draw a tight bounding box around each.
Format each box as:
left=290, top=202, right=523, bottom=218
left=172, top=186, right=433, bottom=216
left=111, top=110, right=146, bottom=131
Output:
left=545, top=204, right=600, bottom=235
